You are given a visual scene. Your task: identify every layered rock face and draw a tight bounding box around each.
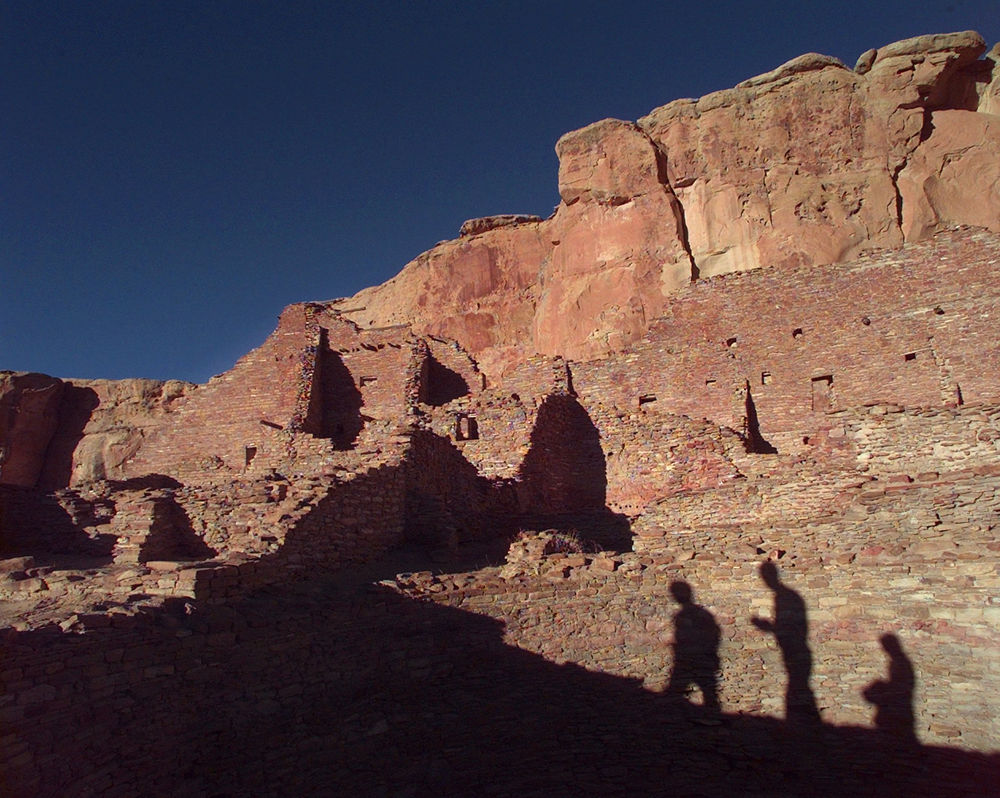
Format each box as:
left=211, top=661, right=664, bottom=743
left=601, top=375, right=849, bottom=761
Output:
left=337, top=31, right=1000, bottom=379
left=0, top=374, right=192, bottom=488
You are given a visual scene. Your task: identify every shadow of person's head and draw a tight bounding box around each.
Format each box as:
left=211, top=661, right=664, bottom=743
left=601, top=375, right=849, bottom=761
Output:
left=759, top=560, right=780, bottom=589
left=670, top=580, right=692, bottom=605
left=880, top=633, right=903, bottom=656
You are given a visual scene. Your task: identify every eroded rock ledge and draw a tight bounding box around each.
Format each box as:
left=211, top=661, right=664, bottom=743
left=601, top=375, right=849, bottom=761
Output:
left=337, top=29, right=1000, bottom=379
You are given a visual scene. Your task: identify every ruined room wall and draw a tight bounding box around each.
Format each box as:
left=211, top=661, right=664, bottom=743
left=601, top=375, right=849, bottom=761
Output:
left=835, top=402, right=1000, bottom=477
left=6, top=473, right=997, bottom=797
left=122, top=303, right=319, bottom=480
left=572, top=230, right=1000, bottom=454
left=116, top=306, right=432, bottom=481
left=438, top=470, right=1000, bottom=750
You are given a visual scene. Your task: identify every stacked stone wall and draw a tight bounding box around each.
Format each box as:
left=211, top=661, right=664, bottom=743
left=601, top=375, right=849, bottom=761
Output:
left=123, top=304, right=318, bottom=480
left=0, top=485, right=115, bottom=558
left=430, top=470, right=1000, bottom=749
left=835, top=402, right=1000, bottom=476
left=572, top=230, right=1000, bottom=452
left=5, top=477, right=998, bottom=798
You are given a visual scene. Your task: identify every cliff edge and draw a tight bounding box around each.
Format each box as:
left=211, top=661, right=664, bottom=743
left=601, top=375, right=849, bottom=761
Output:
left=334, top=31, right=1000, bottom=379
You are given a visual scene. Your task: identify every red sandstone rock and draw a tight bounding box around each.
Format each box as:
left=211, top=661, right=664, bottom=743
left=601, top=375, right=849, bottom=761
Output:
left=0, top=372, right=65, bottom=487
left=898, top=109, right=1000, bottom=240
left=42, top=378, right=193, bottom=487
left=335, top=31, right=999, bottom=377
left=459, top=214, right=543, bottom=237
left=0, top=374, right=194, bottom=489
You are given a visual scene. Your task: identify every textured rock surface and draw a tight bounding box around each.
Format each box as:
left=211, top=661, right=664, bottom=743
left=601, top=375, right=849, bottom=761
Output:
left=898, top=110, right=1000, bottom=240
left=459, top=214, right=542, bottom=237
left=0, top=373, right=65, bottom=487
left=336, top=31, right=998, bottom=379
left=0, top=375, right=193, bottom=489
left=40, top=378, right=193, bottom=488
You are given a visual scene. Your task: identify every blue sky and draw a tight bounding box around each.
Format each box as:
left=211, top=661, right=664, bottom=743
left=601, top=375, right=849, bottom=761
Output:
left=4, top=1, right=999, bottom=383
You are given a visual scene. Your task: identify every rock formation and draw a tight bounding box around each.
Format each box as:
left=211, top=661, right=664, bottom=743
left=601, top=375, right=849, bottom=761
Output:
left=0, top=374, right=192, bottom=488
left=336, top=30, right=1000, bottom=379
left=2, top=31, right=1000, bottom=797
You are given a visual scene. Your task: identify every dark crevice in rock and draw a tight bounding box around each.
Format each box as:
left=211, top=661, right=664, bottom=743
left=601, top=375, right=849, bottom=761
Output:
left=649, top=136, right=700, bottom=282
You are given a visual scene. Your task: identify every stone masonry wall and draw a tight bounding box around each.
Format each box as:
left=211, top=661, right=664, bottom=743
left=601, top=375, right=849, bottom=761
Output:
left=6, top=468, right=997, bottom=798
left=426, top=469, right=1000, bottom=750
left=835, top=401, right=1000, bottom=476
left=123, top=303, right=319, bottom=480
left=572, top=229, right=1000, bottom=455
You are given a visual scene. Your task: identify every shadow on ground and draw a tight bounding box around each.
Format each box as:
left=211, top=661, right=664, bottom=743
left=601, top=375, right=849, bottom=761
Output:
left=4, top=551, right=997, bottom=798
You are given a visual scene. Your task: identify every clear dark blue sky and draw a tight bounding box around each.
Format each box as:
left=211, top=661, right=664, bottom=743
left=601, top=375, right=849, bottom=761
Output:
left=4, top=1, right=998, bottom=383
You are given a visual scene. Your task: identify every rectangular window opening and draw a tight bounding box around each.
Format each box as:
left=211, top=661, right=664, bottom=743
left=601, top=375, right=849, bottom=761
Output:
left=761, top=372, right=772, bottom=385
left=455, top=413, right=480, bottom=441
left=810, top=375, right=833, bottom=413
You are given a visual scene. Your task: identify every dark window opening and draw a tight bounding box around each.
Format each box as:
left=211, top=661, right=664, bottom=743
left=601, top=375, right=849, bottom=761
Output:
left=705, top=378, right=717, bottom=386
left=934, top=306, right=945, bottom=315
left=904, top=352, right=917, bottom=362
left=245, top=446, right=257, bottom=468
left=360, top=375, right=378, bottom=386
left=861, top=316, right=871, bottom=326
left=455, top=414, right=479, bottom=441
left=726, top=337, right=738, bottom=348
left=761, top=371, right=772, bottom=385
left=420, top=354, right=470, bottom=406
left=792, top=328, right=804, bottom=339
left=638, top=394, right=657, bottom=406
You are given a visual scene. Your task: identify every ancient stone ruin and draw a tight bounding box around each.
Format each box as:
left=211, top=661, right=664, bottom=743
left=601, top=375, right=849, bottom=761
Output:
left=2, top=31, right=999, bottom=797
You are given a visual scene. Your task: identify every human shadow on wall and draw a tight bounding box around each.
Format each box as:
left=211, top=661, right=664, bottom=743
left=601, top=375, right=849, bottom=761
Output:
left=10, top=571, right=1000, bottom=798
left=864, top=633, right=918, bottom=747
left=751, top=560, right=822, bottom=725
left=516, top=392, right=631, bottom=550
left=666, top=580, right=721, bottom=715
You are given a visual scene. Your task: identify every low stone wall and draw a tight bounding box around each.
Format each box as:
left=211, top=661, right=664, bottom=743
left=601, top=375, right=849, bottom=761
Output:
left=3, top=500, right=998, bottom=797
left=837, top=402, right=1000, bottom=476
left=428, top=472, right=1000, bottom=749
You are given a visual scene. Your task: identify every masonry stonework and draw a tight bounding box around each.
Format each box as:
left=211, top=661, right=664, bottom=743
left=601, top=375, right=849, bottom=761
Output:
left=3, top=31, right=1000, bottom=797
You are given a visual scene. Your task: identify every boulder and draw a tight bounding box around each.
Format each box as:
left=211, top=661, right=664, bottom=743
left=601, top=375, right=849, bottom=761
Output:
left=38, top=378, right=193, bottom=488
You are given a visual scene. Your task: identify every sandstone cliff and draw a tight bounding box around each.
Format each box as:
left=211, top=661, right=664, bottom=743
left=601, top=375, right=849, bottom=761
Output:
left=0, top=373, right=193, bottom=488
left=335, top=31, right=1000, bottom=379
